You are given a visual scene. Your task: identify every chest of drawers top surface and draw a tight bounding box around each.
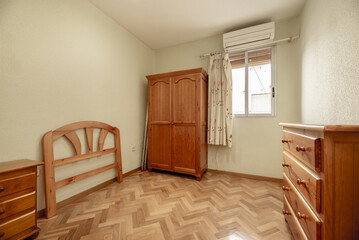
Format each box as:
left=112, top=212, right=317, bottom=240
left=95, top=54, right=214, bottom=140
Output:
left=0, top=159, right=43, bottom=175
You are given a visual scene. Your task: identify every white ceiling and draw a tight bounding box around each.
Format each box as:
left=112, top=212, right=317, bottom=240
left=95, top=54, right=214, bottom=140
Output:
left=89, top=0, right=306, bottom=50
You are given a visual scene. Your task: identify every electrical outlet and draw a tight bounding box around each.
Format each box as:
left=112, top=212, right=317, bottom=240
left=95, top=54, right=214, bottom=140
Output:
left=131, top=145, right=136, bottom=152
left=37, top=168, right=40, bottom=176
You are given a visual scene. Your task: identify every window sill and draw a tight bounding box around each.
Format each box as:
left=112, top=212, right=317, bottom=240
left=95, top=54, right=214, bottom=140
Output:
left=233, top=113, right=276, bottom=118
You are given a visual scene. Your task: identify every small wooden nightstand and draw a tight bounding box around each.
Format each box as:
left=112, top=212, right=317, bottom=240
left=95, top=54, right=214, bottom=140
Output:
left=0, top=159, right=43, bottom=240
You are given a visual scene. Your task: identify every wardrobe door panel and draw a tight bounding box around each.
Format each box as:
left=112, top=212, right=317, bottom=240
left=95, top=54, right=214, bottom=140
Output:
left=148, top=78, right=171, bottom=169
left=149, top=78, right=171, bottom=122
left=172, top=75, right=196, bottom=123
left=172, top=125, right=196, bottom=173
left=172, top=74, right=197, bottom=173
left=148, top=125, right=171, bottom=169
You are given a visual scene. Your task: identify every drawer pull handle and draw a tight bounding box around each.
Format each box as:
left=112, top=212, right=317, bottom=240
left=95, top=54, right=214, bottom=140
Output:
left=0, top=210, right=4, bottom=215
left=282, top=186, right=291, bottom=191
left=282, top=139, right=289, bottom=143
left=297, top=178, right=306, bottom=186
left=296, top=145, right=306, bottom=152
left=0, top=187, right=4, bottom=193
left=0, top=232, right=4, bottom=238
left=282, top=162, right=290, bottom=167
left=297, top=212, right=308, bottom=219
left=282, top=209, right=291, bottom=215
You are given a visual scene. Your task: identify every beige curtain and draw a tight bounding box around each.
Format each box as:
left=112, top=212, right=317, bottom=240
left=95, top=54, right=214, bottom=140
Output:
left=207, top=53, right=233, bottom=147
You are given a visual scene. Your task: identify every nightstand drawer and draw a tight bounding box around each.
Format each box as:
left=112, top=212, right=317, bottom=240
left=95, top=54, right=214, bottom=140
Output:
left=283, top=195, right=308, bottom=240
left=282, top=130, right=321, bottom=172
left=0, top=211, right=35, bottom=239
left=283, top=173, right=321, bottom=240
left=0, top=173, right=36, bottom=198
left=0, top=192, right=36, bottom=220
left=282, top=151, right=321, bottom=212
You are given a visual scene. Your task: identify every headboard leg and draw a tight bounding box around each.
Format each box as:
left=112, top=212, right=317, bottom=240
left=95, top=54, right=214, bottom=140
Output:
left=43, top=131, right=57, bottom=218
left=115, top=128, right=123, bottom=182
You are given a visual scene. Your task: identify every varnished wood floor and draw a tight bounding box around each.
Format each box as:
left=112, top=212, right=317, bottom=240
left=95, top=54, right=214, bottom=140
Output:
left=38, top=170, right=292, bottom=240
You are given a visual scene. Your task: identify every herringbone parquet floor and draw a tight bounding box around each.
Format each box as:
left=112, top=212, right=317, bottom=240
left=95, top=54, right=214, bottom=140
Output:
left=38, top=170, right=292, bottom=240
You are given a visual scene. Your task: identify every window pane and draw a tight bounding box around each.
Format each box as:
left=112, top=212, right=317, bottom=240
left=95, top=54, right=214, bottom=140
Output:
left=232, top=67, right=245, bottom=114
left=248, top=49, right=272, bottom=114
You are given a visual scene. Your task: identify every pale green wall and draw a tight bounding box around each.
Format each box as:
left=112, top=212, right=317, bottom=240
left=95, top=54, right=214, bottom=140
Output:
left=0, top=0, right=154, bottom=209
left=300, top=0, right=359, bottom=124
left=155, top=18, right=302, bottom=178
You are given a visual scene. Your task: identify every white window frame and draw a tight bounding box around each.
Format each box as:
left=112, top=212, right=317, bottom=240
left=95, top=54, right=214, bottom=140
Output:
left=231, top=46, right=276, bottom=118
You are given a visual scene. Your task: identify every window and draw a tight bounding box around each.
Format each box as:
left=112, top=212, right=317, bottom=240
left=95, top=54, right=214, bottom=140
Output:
left=231, top=47, right=275, bottom=117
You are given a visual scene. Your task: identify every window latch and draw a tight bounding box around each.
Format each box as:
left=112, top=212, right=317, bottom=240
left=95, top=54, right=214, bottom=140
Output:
left=272, top=87, right=275, bottom=98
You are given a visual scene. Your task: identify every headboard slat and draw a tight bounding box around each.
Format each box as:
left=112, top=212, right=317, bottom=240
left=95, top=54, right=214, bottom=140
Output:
left=55, top=162, right=118, bottom=189
left=98, top=129, right=109, bottom=151
left=85, top=128, right=94, bottom=152
left=54, top=147, right=116, bottom=167
left=64, top=131, right=81, bottom=155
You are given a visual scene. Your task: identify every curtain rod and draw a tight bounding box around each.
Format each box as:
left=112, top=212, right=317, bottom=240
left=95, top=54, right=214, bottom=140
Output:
left=199, top=35, right=299, bottom=58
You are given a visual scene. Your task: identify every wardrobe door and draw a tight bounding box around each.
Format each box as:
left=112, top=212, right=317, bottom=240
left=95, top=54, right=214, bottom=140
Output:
left=148, top=78, right=171, bottom=170
left=172, top=74, right=197, bottom=174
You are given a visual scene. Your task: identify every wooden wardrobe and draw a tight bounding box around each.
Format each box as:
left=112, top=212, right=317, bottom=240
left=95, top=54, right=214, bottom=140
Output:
left=146, top=68, right=208, bottom=180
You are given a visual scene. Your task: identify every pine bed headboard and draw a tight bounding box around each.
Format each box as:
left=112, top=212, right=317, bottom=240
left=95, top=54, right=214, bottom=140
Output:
left=42, top=121, right=122, bottom=218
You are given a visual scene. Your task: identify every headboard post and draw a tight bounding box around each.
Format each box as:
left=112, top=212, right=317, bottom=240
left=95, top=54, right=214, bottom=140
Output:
left=42, top=131, right=57, bottom=218
left=114, top=128, right=123, bottom=182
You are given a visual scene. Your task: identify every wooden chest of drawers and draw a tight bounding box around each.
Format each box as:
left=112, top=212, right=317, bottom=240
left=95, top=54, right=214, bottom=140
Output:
left=0, top=160, right=43, bottom=240
left=280, top=123, right=359, bottom=240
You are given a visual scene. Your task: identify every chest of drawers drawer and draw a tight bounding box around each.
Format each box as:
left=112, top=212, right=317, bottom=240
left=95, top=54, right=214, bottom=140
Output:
left=282, top=130, right=321, bottom=172
left=282, top=151, right=321, bottom=212
left=283, top=195, right=308, bottom=240
left=0, top=171, right=36, bottom=198
left=0, top=211, right=36, bottom=239
left=283, top=173, right=321, bottom=240
left=0, top=191, right=36, bottom=220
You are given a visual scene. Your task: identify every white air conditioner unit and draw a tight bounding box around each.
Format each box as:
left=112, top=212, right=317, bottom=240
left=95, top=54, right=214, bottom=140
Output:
left=223, top=22, right=275, bottom=51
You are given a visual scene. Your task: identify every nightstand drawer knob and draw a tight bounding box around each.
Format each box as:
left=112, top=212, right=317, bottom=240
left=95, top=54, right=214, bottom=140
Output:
left=297, top=178, right=306, bottom=186
left=0, top=210, right=4, bottom=215
left=282, top=209, right=291, bottom=215
left=296, top=145, right=306, bottom=152
left=282, top=186, right=291, bottom=191
left=282, top=162, right=290, bottom=167
left=297, top=212, right=307, bottom=219
left=0, top=232, right=4, bottom=238
left=0, top=187, right=4, bottom=193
